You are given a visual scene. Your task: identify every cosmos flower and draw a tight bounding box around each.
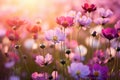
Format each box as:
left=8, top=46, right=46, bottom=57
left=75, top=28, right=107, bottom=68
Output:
left=31, top=72, right=48, bottom=80
left=91, top=48, right=116, bottom=65
left=94, top=18, right=110, bottom=25
left=77, top=16, right=92, bottom=27
left=98, top=8, right=113, bottom=18
left=102, top=27, right=118, bottom=40
left=24, top=38, right=35, bottom=50
left=92, top=50, right=109, bottom=64
left=114, top=20, right=120, bottom=36
left=6, top=30, right=19, bottom=41
left=65, top=39, right=78, bottom=49
left=26, top=23, right=41, bottom=33
left=35, top=53, right=53, bottom=67
left=68, top=62, right=90, bottom=79
left=4, top=60, right=15, bottom=68
left=7, top=17, right=25, bottom=30
left=74, top=45, right=87, bottom=57
left=45, top=28, right=65, bottom=43
left=82, top=3, right=97, bottom=13
left=66, top=52, right=85, bottom=62
left=56, top=16, right=74, bottom=28
left=9, top=75, right=20, bottom=80
left=67, top=10, right=77, bottom=18
left=0, top=27, right=6, bottom=38
left=89, top=64, right=109, bottom=80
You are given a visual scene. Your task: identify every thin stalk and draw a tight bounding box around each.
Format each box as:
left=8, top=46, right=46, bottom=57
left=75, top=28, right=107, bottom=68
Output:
left=54, top=42, right=57, bottom=80
left=77, top=27, right=81, bottom=60
left=63, top=65, right=65, bottom=80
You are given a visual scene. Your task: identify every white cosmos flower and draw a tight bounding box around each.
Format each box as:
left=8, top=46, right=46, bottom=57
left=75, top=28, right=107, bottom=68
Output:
left=74, top=45, right=87, bottom=57
left=106, top=47, right=116, bottom=57
left=86, top=37, right=100, bottom=48
left=24, top=39, right=35, bottom=50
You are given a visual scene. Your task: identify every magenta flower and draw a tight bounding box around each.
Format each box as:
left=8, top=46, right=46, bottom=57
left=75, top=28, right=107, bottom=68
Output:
left=98, top=8, right=113, bottom=18
left=89, top=64, right=109, bottom=80
left=102, top=27, right=118, bottom=40
left=92, top=50, right=109, bottom=64
left=77, top=16, right=92, bottom=27
left=35, top=53, right=53, bottom=67
left=68, top=62, right=90, bottom=79
left=45, top=28, right=65, bottom=43
left=56, top=16, right=74, bottom=28
left=31, top=72, right=48, bottom=80
left=82, top=3, right=97, bottom=13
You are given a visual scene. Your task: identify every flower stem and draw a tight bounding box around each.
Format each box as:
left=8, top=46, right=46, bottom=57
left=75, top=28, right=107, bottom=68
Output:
left=54, top=42, right=57, bottom=80
left=77, top=27, right=81, bottom=60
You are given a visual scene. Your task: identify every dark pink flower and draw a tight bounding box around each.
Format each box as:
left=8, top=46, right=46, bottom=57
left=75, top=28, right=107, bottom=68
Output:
left=56, top=16, right=74, bottom=28
left=102, top=27, right=118, bottom=40
left=31, top=72, right=48, bottom=80
left=82, top=3, right=97, bottom=13
left=6, top=30, right=19, bottom=41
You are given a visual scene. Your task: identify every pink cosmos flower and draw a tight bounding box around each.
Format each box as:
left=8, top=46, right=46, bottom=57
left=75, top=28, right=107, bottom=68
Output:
left=94, top=18, right=109, bottom=25
left=114, top=20, right=120, bottom=36
left=91, top=49, right=115, bottom=64
left=65, top=39, right=78, bottom=49
left=7, top=17, right=25, bottom=30
left=66, top=52, right=85, bottom=62
left=98, top=8, right=113, bottom=18
left=92, top=50, right=109, bottom=64
left=35, top=53, right=53, bottom=67
left=45, top=28, right=65, bottom=43
left=56, top=16, right=74, bottom=28
left=31, top=72, right=48, bottom=80
left=8, top=52, right=20, bottom=61
left=82, top=3, right=97, bottom=13
left=6, top=30, right=19, bottom=41
left=77, top=16, right=92, bottom=27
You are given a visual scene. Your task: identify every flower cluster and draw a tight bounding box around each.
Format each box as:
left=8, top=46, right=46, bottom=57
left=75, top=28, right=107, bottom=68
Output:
left=0, top=2, right=120, bottom=80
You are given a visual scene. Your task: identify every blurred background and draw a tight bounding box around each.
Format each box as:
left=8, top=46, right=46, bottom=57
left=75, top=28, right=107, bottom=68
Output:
left=0, top=0, right=120, bottom=28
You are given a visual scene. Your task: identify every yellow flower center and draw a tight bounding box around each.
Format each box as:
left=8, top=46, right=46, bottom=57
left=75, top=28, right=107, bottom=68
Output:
left=94, top=71, right=99, bottom=77
left=76, top=70, right=81, bottom=75
left=53, top=36, right=58, bottom=41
